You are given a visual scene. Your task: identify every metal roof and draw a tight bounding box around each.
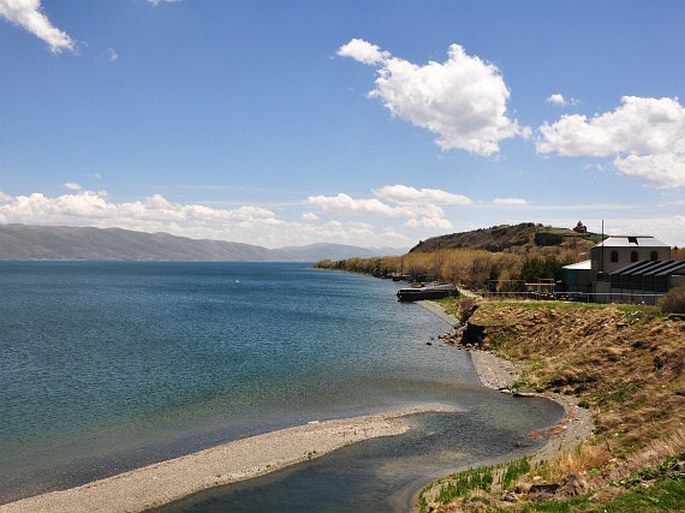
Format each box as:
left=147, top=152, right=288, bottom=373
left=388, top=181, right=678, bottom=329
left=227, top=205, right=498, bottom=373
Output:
left=563, top=259, right=592, bottom=270
left=610, top=260, right=685, bottom=277
left=593, top=235, right=669, bottom=248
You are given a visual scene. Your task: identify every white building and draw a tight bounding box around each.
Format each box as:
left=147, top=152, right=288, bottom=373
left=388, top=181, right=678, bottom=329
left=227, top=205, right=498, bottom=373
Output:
left=563, top=235, right=684, bottom=303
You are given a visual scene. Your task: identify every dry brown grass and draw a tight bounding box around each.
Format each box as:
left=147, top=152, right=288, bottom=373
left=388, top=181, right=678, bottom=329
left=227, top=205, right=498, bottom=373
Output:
left=607, top=426, right=685, bottom=482
left=532, top=442, right=612, bottom=484
left=454, top=301, right=684, bottom=503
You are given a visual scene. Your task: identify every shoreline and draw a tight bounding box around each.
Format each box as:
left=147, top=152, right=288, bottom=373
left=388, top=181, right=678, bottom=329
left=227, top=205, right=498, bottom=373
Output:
left=3, top=299, right=593, bottom=513
left=0, top=405, right=454, bottom=513
left=417, top=299, right=593, bottom=465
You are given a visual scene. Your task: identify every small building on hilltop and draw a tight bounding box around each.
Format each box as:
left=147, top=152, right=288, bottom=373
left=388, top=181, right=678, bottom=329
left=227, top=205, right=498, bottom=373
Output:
left=563, top=235, right=682, bottom=303
left=572, top=220, right=587, bottom=233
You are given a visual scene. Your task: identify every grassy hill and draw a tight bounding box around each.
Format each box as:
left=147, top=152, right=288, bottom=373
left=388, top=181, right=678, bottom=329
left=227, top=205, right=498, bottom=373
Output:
left=317, top=223, right=604, bottom=290
left=420, top=299, right=685, bottom=513
left=410, top=222, right=600, bottom=253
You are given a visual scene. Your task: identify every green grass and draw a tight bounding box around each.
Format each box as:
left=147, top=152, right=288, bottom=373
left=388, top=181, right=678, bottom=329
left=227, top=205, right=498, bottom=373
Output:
left=605, top=478, right=685, bottom=512
left=489, top=300, right=610, bottom=311
left=506, top=479, right=685, bottom=513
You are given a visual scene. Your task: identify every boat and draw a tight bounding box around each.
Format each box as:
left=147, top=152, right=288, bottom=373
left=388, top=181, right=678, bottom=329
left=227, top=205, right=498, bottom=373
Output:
left=396, top=283, right=457, bottom=302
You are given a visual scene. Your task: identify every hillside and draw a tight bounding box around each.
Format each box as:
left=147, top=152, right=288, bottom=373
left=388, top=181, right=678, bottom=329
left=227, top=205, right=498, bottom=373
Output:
left=421, top=299, right=685, bottom=512
left=410, top=222, right=600, bottom=253
left=0, top=224, right=390, bottom=262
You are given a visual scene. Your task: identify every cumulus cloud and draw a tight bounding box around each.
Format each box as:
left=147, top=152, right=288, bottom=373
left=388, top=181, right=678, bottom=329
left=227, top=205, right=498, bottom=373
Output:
left=306, top=185, right=466, bottom=231
left=0, top=188, right=413, bottom=248
left=537, top=96, right=685, bottom=188
left=614, top=153, right=685, bottom=189
left=0, top=0, right=75, bottom=53
left=63, top=182, right=83, bottom=191
left=337, top=38, right=389, bottom=65
left=492, top=197, right=528, bottom=206
left=301, top=212, right=318, bottom=221
left=546, top=93, right=579, bottom=107
left=605, top=215, right=685, bottom=247
left=307, top=193, right=399, bottom=217
left=337, top=39, right=525, bottom=156
left=373, top=184, right=472, bottom=205
left=405, top=216, right=452, bottom=229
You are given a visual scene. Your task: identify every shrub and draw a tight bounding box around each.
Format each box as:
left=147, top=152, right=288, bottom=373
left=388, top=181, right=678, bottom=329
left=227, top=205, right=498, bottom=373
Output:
left=658, top=286, right=685, bottom=314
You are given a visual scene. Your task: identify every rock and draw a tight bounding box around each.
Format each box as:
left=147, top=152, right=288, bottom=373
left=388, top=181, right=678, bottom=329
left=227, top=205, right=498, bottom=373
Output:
left=502, top=492, right=518, bottom=502
left=528, top=482, right=560, bottom=495
left=561, top=474, right=588, bottom=496
left=653, top=355, right=664, bottom=370
left=461, top=322, right=485, bottom=345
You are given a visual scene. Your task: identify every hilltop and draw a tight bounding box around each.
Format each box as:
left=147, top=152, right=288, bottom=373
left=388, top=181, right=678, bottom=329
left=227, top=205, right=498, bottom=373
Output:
left=316, top=223, right=606, bottom=290
left=410, top=222, right=600, bottom=253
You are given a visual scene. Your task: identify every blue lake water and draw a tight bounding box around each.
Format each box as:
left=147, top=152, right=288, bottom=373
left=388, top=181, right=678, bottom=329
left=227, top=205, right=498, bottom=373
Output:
left=0, top=261, right=562, bottom=510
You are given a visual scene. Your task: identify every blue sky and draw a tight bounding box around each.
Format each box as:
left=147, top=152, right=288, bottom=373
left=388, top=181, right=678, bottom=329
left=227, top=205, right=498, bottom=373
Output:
left=1, top=0, right=684, bottom=249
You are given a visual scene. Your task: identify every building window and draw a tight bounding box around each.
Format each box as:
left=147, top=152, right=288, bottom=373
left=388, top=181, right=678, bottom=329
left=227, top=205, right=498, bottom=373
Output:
left=650, top=251, right=658, bottom=261
left=631, top=251, right=638, bottom=263
left=610, top=251, right=619, bottom=263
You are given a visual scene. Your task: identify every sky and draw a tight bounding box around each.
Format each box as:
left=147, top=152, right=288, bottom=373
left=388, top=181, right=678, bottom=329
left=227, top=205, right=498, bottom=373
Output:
left=1, top=0, right=684, bottom=250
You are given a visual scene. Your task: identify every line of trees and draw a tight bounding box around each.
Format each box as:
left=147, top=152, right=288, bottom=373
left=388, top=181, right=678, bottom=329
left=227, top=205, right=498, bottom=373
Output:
left=316, top=246, right=578, bottom=291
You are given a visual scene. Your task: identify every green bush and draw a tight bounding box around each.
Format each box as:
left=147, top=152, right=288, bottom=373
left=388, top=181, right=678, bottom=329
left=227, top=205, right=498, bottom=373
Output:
left=658, top=285, right=685, bottom=314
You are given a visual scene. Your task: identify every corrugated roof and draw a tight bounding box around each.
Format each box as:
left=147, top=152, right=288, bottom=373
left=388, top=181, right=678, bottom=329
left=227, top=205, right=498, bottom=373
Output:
left=593, top=235, right=669, bottom=248
left=610, top=260, right=685, bottom=277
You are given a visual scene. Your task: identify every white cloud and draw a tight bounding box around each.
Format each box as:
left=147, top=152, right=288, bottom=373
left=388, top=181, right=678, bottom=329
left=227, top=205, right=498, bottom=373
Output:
left=307, top=186, right=458, bottom=231
left=492, top=197, right=528, bottom=206
left=373, top=184, right=472, bottom=205
left=546, top=93, right=579, bottom=107
left=537, top=96, right=685, bottom=188
left=307, top=192, right=399, bottom=217
left=63, top=182, right=83, bottom=191
left=108, top=48, right=118, bottom=62
left=0, top=0, right=75, bottom=53
left=405, top=217, right=453, bottom=229
left=0, top=188, right=412, bottom=248
left=338, top=39, right=525, bottom=156
left=537, top=96, right=685, bottom=157
left=302, top=212, right=318, bottom=221
left=613, top=153, right=685, bottom=189
left=147, top=0, right=181, bottom=6
left=546, top=94, right=565, bottom=106
left=337, top=38, right=389, bottom=65
left=604, top=215, right=685, bottom=247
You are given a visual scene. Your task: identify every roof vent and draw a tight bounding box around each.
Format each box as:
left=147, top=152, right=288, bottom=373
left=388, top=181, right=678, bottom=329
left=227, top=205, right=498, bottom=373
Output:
left=628, top=236, right=638, bottom=245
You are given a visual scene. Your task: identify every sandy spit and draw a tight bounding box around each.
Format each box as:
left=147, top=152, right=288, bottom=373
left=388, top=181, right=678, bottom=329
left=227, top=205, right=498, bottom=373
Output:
left=0, top=405, right=454, bottom=513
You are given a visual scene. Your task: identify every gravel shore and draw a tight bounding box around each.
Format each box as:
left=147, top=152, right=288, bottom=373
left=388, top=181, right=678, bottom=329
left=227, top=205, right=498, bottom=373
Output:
left=417, top=299, right=593, bottom=465
left=0, top=405, right=454, bottom=513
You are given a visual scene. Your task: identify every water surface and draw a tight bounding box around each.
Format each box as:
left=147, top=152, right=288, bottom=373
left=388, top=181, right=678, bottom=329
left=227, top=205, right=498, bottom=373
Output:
left=0, top=261, right=562, bottom=509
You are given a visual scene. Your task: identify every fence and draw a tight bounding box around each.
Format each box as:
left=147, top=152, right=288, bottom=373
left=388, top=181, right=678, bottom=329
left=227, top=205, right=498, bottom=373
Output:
left=482, top=290, right=663, bottom=305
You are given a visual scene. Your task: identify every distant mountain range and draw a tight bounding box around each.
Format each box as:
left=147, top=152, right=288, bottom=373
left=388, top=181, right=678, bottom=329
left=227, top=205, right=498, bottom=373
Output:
left=0, top=224, right=404, bottom=262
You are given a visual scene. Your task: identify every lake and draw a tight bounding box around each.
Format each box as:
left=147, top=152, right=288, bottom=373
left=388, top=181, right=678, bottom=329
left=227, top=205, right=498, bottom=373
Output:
left=0, top=261, right=562, bottom=511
